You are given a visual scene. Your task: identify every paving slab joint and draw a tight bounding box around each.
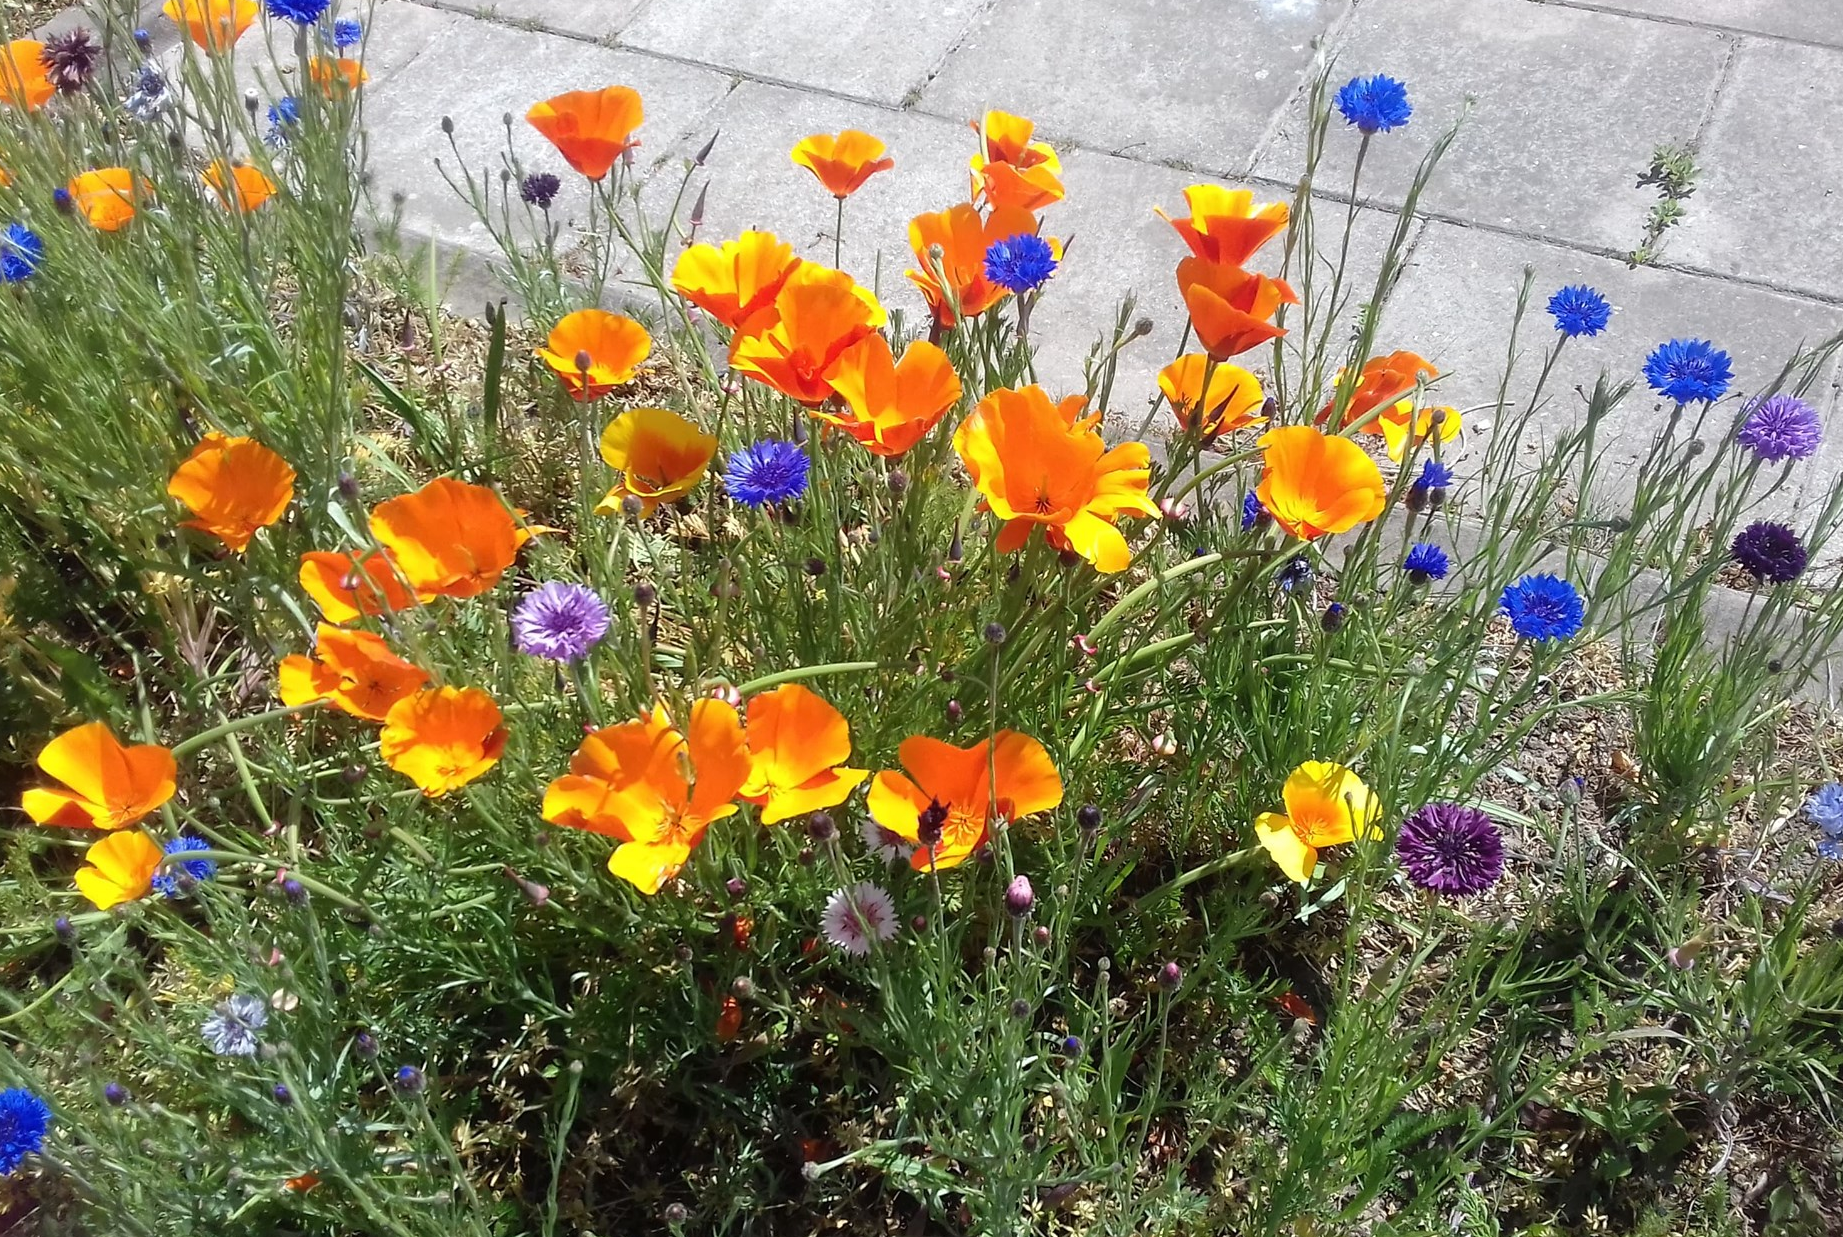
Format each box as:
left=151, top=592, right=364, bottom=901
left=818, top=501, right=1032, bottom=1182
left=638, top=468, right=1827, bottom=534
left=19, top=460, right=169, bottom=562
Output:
left=1241, top=0, right=1362, bottom=179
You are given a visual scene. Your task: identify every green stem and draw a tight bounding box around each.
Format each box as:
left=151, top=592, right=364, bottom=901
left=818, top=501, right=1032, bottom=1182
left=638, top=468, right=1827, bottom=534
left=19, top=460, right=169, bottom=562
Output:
left=171, top=702, right=321, bottom=758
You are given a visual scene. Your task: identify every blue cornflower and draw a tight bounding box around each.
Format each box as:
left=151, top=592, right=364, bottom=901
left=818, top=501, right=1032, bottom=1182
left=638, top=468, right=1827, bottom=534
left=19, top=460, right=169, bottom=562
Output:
left=266, top=96, right=300, bottom=146
left=1404, top=542, right=1449, bottom=583
left=1546, top=285, right=1610, bottom=338
left=201, top=994, right=268, bottom=1057
left=1277, top=554, right=1314, bottom=594
left=724, top=440, right=809, bottom=506
left=1, top=224, right=43, bottom=283
left=1499, top=573, right=1584, bottom=642
left=331, top=16, right=362, bottom=47
left=983, top=233, right=1057, bottom=294
left=1241, top=490, right=1269, bottom=531
left=1335, top=74, right=1412, bottom=134
left=266, top=0, right=331, bottom=23
left=1803, top=783, right=1843, bottom=838
left=1644, top=338, right=1732, bottom=404
left=150, top=836, right=217, bottom=898
left=0, top=1088, right=51, bottom=1176
left=1414, top=460, right=1453, bottom=491
left=1820, top=838, right=1843, bottom=862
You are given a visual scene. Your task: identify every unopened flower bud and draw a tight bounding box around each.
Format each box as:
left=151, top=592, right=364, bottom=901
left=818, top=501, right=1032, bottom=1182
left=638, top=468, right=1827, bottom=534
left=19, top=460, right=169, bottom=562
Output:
left=807, top=811, right=836, bottom=842
left=621, top=494, right=646, bottom=517
left=1131, top=317, right=1154, bottom=338
left=984, top=621, right=1007, bottom=646
left=731, top=975, right=755, bottom=999
left=342, top=762, right=367, bottom=784
left=393, top=1064, right=425, bottom=1093
left=1009, top=998, right=1031, bottom=1020
left=1004, top=874, right=1034, bottom=916
left=665, top=1202, right=690, bottom=1224
left=133, top=27, right=152, bottom=49
left=1073, top=633, right=1098, bottom=657
left=105, top=1082, right=130, bottom=1106
left=804, top=556, right=827, bottom=576
left=283, top=879, right=308, bottom=905
left=1321, top=602, right=1347, bottom=632
left=725, top=876, right=748, bottom=898
left=675, top=944, right=693, bottom=962
left=354, top=1031, right=379, bottom=1058
left=634, top=581, right=657, bottom=607
left=887, top=467, right=908, bottom=494
left=54, top=915, right=75, bottom=943
left=243, top=88, right=259, bottom=116
left=440, top=116, right=454, bottom=135
left=694, top=129, right=719, bottom=167
left=1666, top=936, right=1708, bottom=970
left=272, top=1084, right=293, bottom=1105
left=1033, top=925, right=1052, bottom=947
left=1077, top=803, right=1101, bottom=834
left=1157, top=961, right=1182, bottom=991
left=945, top=699, right=963, bottom=724
left=797, top=846, right=815, bottom=866
left=917, top=799, right=948, bottom=846
left=910, top=914, right=927, bottom=933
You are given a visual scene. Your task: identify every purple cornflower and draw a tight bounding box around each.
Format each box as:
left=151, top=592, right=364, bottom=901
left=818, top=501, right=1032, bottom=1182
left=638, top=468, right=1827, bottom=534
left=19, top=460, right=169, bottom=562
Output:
left=1730, top=521, right=1807, bottom=584
left=1736, top=394, right=1821, bottom=463
left=512, top=582, right=610, bottom=663
left=1804, top=782, right=1843, bottom=838
left=150, top=836, right=216, bottom=897
left=1396, top=803, right=1505, bottom=896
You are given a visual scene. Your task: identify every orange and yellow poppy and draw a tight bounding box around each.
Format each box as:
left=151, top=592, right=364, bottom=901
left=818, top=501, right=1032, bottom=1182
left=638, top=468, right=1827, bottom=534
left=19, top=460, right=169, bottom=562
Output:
left=819, top=334, right=962, bottom=456
left=739, top=685, right=868, bottom=824
left=306, top=57, right=367, bottom=94
left=906, top=202, right=1040, bottom=329
left=67, top=169, right=139, bottom=231
left=1175, top=257, right=1296, bottom=361
left=162, top=0, right=257, bottom=52
left=1254, top=761, right=1380, bottom=884
left=1156, top=185, right=1289, bottom=267
left=1379, top=403, right=1462, bottom=463
left=866, top=731, right=1062, bottom=870
left=279, top=624, right=430, bottom=722
left=380, top=686, right=507, bottom=796
left=526, top=86, right=642, bottom=182
left=790, top=130, right=894, bottom=199
left=166, top=432, right=295, bottom=553
left=299, top=549, right=419, bottom=624
left=203, top=160, right=277, bottom=212
left=74, top=830, right=165, bottom=910
left=0, top=40, right=54, bottom=110
left=728, top=263, right=886, bottom=406
left=1254, top=425, right=1387, bottom=542
left=369, top=478, right=527, bottom=600
left=596, top=406, right=716, bottom=516
left=541, top=700, right=751, bottom=894
left=534, top=309, right=651, bottom=401
left=671, top=230, right=802, bottom=333
left=1157, top=355, right=1267, bottom=438
left=953, top=385, right=1158, bottom=573
left=22, top=722, right=177, bottom=830
left=1319, top=350, right=1439, bottom=432
left=968, top=110, right=1064, bottom=212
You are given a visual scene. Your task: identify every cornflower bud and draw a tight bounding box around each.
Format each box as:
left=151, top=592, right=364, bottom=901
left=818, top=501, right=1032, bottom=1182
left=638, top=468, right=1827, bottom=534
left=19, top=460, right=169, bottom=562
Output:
left=393, top=1065, right=425, bottom=1093
left=1157, top=961, right=1182, bottom=991
left=1004, top=874, right=1034, bottom=916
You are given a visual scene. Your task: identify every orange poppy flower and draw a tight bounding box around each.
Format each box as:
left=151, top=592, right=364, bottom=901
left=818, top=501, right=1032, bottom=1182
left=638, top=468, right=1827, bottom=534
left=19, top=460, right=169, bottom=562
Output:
left=299, top=548, right=419, bottom=624
left=1254, top=425, right=1387, bottom=542
left=1254, top=761, right=1380, bottom=884
left=307, top=57, right=368, bottom=95
left=739, top=685, right=868, bottom=825
left=790, top=130, right=894, bottom=199
left=22, top=722, right=177, bottom=830
left=541, top=700, right=751, bottom=894
left=1319, top=350, right=1439, bottom=432
left=906, top=202, right=1041, bottom=328
left=67, top=169, right=139, bottom=231
left=1379, top=404, right=1462, bottom=463
left=1175, top=257, right=1296, bottom=361
left=534, top=309, right=651, bottom=401
left=369, top=477, right=526, bottom=600
left=952, top=385, right=1158, bottom=573
left=819, top=334, right=962, bottom=456
left=380, top=686, right=507, bottom=796
left=75, top=830, right=165, bottom=910
left=866, top=731, right=1062, bottom=870
left=1156, top=186, right=1289, bottom=267
left=166, top=432, right=295, bottom=553
left=596, top=406, right=716, bottom=516
left=279, top=624, right=430, bottom=722
left=1157, top=355, right=1267, bottom=438
left=526, top=86, right=642, bottom=182
left=671, top=230, right=802, bottom=333
left=968, top=110, right=1064, bottom=212
left=728, top=263, right=887, bottom=406
left=203, top=160, right=276, bottom=212
left=162, top=0, right=258, bottom=52
left=0, top=40, right=54, bottom=110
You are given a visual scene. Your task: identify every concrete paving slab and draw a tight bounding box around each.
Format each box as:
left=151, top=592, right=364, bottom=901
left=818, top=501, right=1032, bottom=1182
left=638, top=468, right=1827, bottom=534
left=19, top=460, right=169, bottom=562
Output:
left=425, top=0, right=645, bottom=42
left=1568, top=0, right=1843, bottom=48
left=919, top=0, right=1340, bottom=171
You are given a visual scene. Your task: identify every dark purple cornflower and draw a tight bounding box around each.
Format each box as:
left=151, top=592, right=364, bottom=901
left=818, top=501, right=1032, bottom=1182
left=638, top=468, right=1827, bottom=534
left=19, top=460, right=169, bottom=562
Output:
left=1730, top=521, right=1807, bottom=584
left=1736, top=394, right=1821, bottom=463
left=1396, top=803, right=1505, bottom=896
left=511, top=582, right=611, bottom=662
left=520, top=172, right=561, bottom=209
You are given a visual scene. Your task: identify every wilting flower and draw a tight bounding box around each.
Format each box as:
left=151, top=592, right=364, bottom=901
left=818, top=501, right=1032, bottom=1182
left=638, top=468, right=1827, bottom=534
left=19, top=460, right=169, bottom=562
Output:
left=265, top=95, right=299, bottom=143
left=953, top=385, right=1158, bottom=573
left=1335, top=74, right=1411, bottom=133
left=40, top=28, right=100, bottom=93
left=1731, top=520, right=1807, bottom=584
left=150, top=836, right=217, bottom=897
left=1736, top=393, right=1822, bottom=463
left=1254, top=761, right=1380, bottom=884
left=1321, top=350, right=1438, bottom=432
left=542, top=701, right=751, bottom=894
left=298, top=548, right=418, bottom=623
left=520, top=172, right=560, bottom=208
left=0, top=40, right=54, bottom=110
left=201, top=993, right=268, bottom=1057
left=166, top=432, right=295, bottom=552
left=790, top=129, right=894, bottom=199
left=1499, top=573, right=1585, bottom=641
left=597, top=406, right=717, bottom=516
left=1175, top=257, right=1296, bottom=360
left=1644, top=338, right=1732, bottom=404
left=866, top=730, right=1063, bottom=870
left=203, top=160, right=277, bottom=212
left=1379, top=403, right=1461, bottom=463
left=1409, top=459, right=1453, bottom=510
left=820, top=334, right=963, bottom=456
left=331, top=16, right=362, bottom=47
left=526, top=86, right=643, bottom=181
left=266, top=0, right=329, bottom=22
left=22, top=722, right=176, bottom=830
left=511, top=582, right=610, bottom=663
left=67, top=169, right=139, bottom=231
left=1404, top=542, right=1449, bottom=583
left=1276, top=554, right=1314, bottom=594
left=370, top=477, right=528, bottom=599
left=1804, top=782, right=1843, bottom=837
left=1158, top=355, right=1265, bottom=437
left=306, top=57, right=367, bottom=94
left=74, top=830, right=163, bottom=909
left=1254, top=426, right=1387, bottom=541
left=535, top=309, right=651, bottom=400
left=907, top=202, right=1043, bottom=328
left=1546, top=285, right=1610, bottom=338
left=1396, top=803, right=1505, bottom=896
left=671, top=230, right=801, bottom=332
left=279, top=623, right=430, bottom=721
left=0, top=1089, right=51, bottom=1175
left=860, top=818, right=915, bottom=864
left=983, top=233, right=1057, bottom=294
left=968, top=110, right=1064, bottom=211
left=725, top=440, right=809, bottom=506
left=1241, top=490, right=1268, bottom=531
left=1155, top=186, right=1289, bottom=266
left=164, top=0, right=259, bottom=52
left=739, top=684, right=869, bottom=824
left=729, top=263, right=886, bottom=404
left=380, top=686, right=508, bottom=796
left=821, top=882, right=898, bottom=956
left=1, top=223, right=43, bottom=282
left=124, top=65, right=173, bottom=121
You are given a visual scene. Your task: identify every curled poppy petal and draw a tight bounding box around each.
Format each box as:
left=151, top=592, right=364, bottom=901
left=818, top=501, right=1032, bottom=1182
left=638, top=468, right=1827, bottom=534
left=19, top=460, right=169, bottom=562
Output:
left=790, top=130, right=894, bottom=200
left=527, top=86, right=642, bottom=181
left=22, top=723, right=176, bottom=830
left=535, top=309, right=651, bottom=400
left=166, top=432, right=294, bottom=552
left=672, top=231, right=802, bottom=333
left=380, top=686, right=507, bottom=796
left=1254, top=426, right=1386, bottom=541
left=597, top=407, right=716, bottom=516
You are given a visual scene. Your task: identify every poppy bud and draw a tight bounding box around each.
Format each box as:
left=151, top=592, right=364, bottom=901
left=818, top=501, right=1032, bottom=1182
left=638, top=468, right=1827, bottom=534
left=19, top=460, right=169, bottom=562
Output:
left=948, top=522, right=963, bottom=562
left=503, top=866, right=549, bottom=906
left=1005, top=874, right=1034, bottom=916
left=393, top=1065, right=425, bottom=1093
left=694, top=129, right=720, bottom=166
left=945, top=699, right=963, bottom=724
left=807, top=811, right=836, bottom=842
left=1666, top=936, right=1708, bottom=970
left=689, top=182, right=708, bottom=228
left=1077, top=803, right=1101, bottom=834
left=984, top=621, right=1007, bottom=646
left=1261, top=395, right=1278, bottom=420
left=1157, top=961, right=1182, bottom=991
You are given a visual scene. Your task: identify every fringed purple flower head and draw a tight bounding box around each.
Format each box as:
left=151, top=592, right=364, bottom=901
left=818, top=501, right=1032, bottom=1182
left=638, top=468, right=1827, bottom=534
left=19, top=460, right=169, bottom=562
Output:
left=512, top=582, right=610, bottom=662
left=1730, top=521, right=1807, bottom=584
left=1396, top=802, right=1505, bottom=896
left=1736, top=394, right=1821, bottom=463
